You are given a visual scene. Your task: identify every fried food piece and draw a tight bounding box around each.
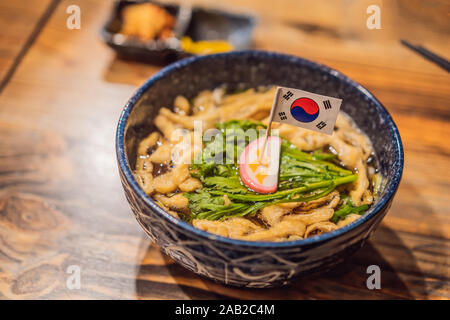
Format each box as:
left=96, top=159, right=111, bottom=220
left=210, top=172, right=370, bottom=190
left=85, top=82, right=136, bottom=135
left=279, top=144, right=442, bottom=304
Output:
left=152, top=164, right=190, bottom=194
left=154, top=193, right=189, bottom=212
left=285, top=208, right=335, bottom=226
left=242, top=219, right=306, bottom=241
left=337, top=213, right=361, bottom=227
left=174, top=95, right=191, bottom=116
left=305, top=222, right=337, bottom=238
left=178, top=177, right=202, bottom=192
left=259, top=191, right=340, bottom=226
left=259, top=205, right=291, bottom=226
left=121, top=3, right=175, bottom=40
left=193, top=218, right=263, bottom=239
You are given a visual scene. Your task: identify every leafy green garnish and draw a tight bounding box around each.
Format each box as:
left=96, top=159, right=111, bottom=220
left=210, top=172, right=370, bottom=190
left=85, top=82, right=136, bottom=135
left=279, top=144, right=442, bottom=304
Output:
left=330, top=195, right=369, bottom=223
left=202, top=176, right=249, bottom=194
left=215, top=119, right=266, bottom=131
left=193, top=120, right=266, bottom=166
left=184, top=120, right=360, bottom=221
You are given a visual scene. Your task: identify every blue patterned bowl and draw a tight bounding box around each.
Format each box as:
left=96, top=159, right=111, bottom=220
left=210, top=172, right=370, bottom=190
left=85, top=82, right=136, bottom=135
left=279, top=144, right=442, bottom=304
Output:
left=116, top=51, right=403, bottom=288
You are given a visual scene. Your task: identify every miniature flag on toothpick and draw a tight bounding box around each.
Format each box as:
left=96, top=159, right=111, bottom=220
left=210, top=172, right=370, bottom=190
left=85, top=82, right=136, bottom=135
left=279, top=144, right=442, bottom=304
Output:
left=269, top=86, right=342, bottom=135
left=240, top=86, right=343, bottom=194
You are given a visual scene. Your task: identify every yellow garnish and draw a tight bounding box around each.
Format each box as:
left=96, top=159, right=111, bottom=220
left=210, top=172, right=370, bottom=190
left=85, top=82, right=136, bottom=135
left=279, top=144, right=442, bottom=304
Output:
left=248, top=163, right=260, bottom=172
left=181, top=36, right=234, bottom=55
left=255, top=173, right=268, bottom=184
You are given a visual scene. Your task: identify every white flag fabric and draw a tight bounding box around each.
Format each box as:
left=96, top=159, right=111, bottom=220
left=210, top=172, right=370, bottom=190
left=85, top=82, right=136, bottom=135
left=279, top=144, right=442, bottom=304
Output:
left=270, top=86, right=342, bottom=135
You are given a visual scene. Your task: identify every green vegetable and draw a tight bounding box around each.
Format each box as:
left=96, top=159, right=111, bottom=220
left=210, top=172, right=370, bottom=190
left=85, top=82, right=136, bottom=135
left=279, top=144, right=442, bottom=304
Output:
left=330, top=195, right=369, bottom=223
left=202, top=176, right=249, bottom=194
left=215, top=119, right=266, bottom=131
left=184, top=120, right=360, bottom=221
left=213, top=175, right=357, bottom=202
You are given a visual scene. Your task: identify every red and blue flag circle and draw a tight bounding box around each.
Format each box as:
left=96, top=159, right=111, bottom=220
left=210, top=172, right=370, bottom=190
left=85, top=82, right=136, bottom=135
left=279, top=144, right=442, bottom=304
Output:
left=290, top=97, right=319, bottom=123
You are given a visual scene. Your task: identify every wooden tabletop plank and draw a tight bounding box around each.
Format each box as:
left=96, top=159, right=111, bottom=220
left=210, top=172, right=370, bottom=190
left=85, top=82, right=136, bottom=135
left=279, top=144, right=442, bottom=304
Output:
left=0, top=0, right=56, bottom=91
left=0, top=0, right=448, bottom=300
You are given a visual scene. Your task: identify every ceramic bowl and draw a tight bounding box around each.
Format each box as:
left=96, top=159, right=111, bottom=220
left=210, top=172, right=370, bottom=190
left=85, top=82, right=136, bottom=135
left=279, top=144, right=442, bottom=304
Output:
left=116, top=51, right=404, bottom=288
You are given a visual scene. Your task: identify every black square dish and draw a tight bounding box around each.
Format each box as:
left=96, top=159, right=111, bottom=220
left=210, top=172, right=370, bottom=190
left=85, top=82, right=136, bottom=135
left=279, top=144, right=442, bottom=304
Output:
left=100, top=0, right=256, bottom=64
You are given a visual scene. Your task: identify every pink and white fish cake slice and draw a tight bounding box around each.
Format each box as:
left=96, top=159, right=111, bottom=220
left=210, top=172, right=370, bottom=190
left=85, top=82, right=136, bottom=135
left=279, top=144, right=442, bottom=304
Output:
left=239, top=136, right=281, bottom=194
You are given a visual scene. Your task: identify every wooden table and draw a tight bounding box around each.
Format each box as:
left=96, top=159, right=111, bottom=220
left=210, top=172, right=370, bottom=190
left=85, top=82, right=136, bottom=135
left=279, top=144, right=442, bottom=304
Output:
left=0, top=0, right=448, bottom=300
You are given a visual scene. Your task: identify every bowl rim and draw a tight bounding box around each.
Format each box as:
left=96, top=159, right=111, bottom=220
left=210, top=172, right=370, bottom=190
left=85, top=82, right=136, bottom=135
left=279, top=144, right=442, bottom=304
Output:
left=116, top=50, right=404, bottom=248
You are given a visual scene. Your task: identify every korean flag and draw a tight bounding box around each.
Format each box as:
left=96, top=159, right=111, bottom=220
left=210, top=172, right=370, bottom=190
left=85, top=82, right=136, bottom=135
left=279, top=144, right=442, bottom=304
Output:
left=270, top=86, right=342, bottom=135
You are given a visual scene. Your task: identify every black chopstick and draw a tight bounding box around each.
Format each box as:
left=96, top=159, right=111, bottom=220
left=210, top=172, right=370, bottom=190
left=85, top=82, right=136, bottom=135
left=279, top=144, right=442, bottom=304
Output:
left=400, top=39, right=450, bottom=73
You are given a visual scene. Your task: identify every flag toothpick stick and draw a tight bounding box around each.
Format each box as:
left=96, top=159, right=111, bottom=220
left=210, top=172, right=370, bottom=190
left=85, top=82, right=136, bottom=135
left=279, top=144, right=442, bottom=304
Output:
left=259, top=87, right=281, bottom=162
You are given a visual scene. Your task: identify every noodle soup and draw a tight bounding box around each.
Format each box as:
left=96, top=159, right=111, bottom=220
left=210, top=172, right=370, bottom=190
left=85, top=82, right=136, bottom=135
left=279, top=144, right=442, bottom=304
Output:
left=134, top=86, right=381, bottom=242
